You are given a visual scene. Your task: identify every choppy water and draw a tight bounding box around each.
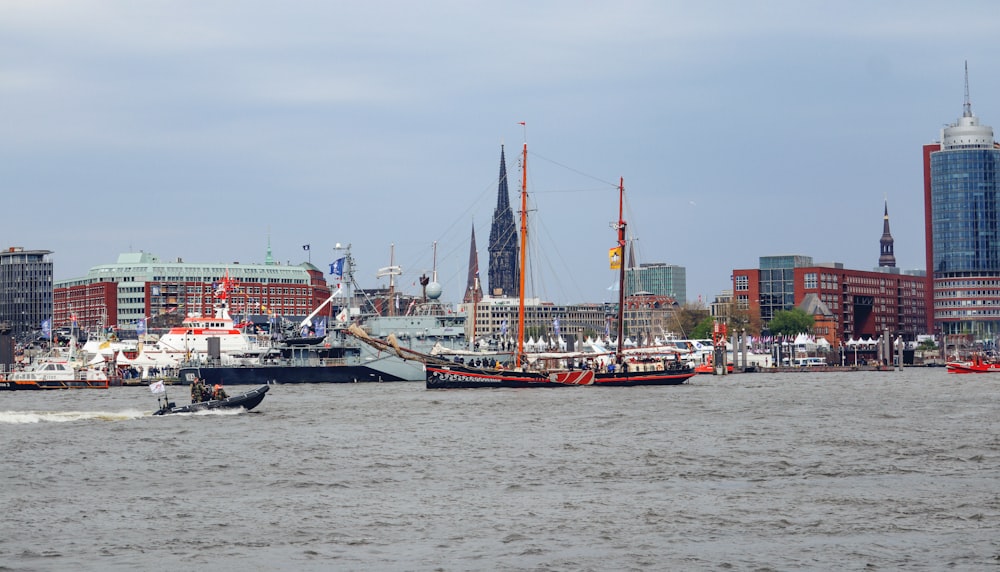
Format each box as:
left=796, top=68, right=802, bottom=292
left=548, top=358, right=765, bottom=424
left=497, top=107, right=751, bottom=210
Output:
left=1, top=368, right=998, bottom=571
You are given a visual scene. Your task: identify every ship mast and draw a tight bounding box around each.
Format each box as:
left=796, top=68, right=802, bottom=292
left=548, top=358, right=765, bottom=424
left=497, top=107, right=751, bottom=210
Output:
left=615, top=178, right=627, bottom=365
left=376, top=243, right=402, bottom=317
left=515, top=123, right=528, bottom=369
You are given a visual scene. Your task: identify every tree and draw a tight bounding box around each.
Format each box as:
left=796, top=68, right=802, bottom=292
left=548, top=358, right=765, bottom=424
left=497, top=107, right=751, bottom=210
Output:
left=670, top=302, right=710, bottom=338
left=768, top=308, right=814, bottom=337
left=689, top=315, right=716, bottom=339
left=726, top=304, right=761, bottom=337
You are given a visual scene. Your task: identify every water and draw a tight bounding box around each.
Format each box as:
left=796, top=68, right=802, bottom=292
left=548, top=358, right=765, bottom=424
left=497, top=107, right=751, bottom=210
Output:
left=1, top=369, right=998, bottom=571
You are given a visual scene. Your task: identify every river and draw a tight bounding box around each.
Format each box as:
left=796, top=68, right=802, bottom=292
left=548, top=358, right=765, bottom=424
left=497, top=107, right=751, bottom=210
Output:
left=1, top=368, right=997, bottom=571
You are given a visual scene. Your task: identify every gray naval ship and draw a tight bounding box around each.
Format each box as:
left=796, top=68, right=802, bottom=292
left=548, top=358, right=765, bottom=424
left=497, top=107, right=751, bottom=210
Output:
left=178, top=246, right=472, bottom=385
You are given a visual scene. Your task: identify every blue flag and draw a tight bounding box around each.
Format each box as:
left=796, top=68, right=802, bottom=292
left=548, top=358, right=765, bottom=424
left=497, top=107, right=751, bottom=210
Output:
left=136, top=319, right=146, bottom=336
left=41, top=319, right=51, bottom=340
left=553, top=318, right=560, bottom=337
left=500, top=319, right=508, bottom=336
left=315, top=317, right=327, bottom=337
left=329, top=257, right=346, bottom=277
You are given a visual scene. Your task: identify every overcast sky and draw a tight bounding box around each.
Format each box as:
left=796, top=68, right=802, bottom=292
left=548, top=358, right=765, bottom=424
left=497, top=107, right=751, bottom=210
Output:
left=2, top=1, right=998, bottom=306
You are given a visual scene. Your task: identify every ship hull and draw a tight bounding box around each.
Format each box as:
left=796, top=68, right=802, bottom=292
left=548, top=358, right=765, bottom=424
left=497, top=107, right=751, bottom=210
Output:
left=426, top=363, right=695, bottom=389
left=154, top=384, right=269, bottom=415
left=179, top=361, right=424, bottom=385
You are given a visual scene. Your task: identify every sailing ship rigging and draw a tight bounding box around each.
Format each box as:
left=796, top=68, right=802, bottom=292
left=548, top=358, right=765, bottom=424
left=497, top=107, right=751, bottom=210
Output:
left=347, top=129, right=695, bottom=388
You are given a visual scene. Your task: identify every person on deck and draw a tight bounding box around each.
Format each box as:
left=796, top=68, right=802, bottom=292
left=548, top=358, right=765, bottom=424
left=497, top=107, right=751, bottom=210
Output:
left=213, top=384, right=228, bottom=400
left=191, top=378, right=204, bottom=404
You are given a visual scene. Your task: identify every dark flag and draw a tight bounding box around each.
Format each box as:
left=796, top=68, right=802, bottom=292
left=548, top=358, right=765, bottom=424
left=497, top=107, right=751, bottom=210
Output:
left=329, top=257, right=346, bottom=277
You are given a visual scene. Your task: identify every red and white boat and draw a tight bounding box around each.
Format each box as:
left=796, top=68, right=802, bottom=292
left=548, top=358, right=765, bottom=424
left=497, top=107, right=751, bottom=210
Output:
left=153, top=310, right=260, bottom=355
left=946, top=354, right=1000, bottom=374
left=133, top=272, right=270, bottom=366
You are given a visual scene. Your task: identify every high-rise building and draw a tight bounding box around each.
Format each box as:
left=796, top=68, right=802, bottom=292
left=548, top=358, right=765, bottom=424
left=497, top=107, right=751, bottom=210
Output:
left=487, top=145, right=519, bottom=298
left=625, top=263, right=686, bottom=304
left=0, top=247, right=53, bottom=340
left=924, top=65, right=1000, bottom=337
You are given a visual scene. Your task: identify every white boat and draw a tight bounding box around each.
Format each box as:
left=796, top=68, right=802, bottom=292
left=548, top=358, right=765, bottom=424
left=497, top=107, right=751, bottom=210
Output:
left=0, top=357, right=109, bottom=390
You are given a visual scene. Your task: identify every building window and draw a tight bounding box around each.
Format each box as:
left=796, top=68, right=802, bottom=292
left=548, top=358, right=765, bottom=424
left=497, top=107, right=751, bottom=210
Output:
left=804, top=272, right=817, bottom=289
left=735, top=275, right=748, bottom=291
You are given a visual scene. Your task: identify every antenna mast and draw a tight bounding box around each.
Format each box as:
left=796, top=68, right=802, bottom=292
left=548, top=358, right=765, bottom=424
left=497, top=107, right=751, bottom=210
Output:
left=963, top=60, right=972, bottom=118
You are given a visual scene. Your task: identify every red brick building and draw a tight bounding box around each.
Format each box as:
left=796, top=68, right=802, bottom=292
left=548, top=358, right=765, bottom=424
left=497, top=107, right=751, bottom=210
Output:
left=732, top=263, right=927, bottom=348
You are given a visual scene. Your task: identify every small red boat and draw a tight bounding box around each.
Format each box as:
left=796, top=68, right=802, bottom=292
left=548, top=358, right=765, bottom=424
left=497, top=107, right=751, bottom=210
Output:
left=693, top=355, right=733, bottom=375
left=946, top=354, right=1000, bottom=374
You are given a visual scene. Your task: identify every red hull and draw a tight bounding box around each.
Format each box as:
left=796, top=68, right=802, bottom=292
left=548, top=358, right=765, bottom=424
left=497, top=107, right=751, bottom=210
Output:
left=946, top=362, right=1000, bottom=374
left=426, top=363, right=696, bottom=388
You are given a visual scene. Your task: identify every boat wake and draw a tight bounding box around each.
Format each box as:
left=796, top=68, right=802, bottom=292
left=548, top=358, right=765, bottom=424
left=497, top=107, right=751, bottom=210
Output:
left=0, top=409, right=149, bottom=424
left=157, top=407, right=248, bottom=417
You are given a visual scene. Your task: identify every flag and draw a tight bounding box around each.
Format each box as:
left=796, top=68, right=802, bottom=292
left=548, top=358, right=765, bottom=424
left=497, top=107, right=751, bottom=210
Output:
left=214, top=270, right=233, bottom=300
left=136, top=319, right=146, bottom=336
left=329, top=257, right=346, bottom=277
left=302, top=244, right=311, bottom=251
left=553, top=318, right=560, bottom=337
left=609, top=246, right=623, bottom=270
left=70, top=313, right=78, bottom=327
left=41, top=319, right=51, bottom=340
left=500, top=319, right=507, bottom=336
left=336, top=308, right=349, bottom=323
left=315, top=317, right=327, bottom=337
left=149, top=380, right=166, bottom=394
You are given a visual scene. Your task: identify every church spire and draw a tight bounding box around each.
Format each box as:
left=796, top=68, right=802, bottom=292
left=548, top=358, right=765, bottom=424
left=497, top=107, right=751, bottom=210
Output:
left=487, top=145, right=520, bottom=297
left=878, top=198, right=896, bottom=268
left=463, top=223, right=483, bottom=304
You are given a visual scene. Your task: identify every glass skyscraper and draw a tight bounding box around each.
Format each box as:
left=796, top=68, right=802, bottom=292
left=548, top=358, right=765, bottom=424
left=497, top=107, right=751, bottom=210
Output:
left=926, top=92, right=1000, bottom=337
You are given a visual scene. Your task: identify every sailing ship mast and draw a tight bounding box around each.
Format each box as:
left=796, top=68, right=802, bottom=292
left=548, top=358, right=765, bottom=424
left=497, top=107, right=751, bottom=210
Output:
left=377, top=243, right=402, bottom=317
left=615, top=178, right=627, bottom=365
left=515, top=124, right=528, bottom=369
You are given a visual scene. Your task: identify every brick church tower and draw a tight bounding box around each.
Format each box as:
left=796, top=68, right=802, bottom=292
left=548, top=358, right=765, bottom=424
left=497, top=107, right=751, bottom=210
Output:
left=487, top=145, right=519, bottom=297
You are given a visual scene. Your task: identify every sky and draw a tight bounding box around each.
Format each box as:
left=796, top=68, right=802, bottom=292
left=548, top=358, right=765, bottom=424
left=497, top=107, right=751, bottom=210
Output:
left=3, top=1, right=1000, bottom=307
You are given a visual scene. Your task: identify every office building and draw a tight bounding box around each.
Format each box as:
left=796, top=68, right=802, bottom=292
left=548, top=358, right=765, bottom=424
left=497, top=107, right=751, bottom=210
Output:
left=625, top=262, right=686, bottom=304
left=0, top=247, right=53, bottom=340
left=923, top=71, right=1000, bottom=337
left=54, top=251, right=332, bottom=335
